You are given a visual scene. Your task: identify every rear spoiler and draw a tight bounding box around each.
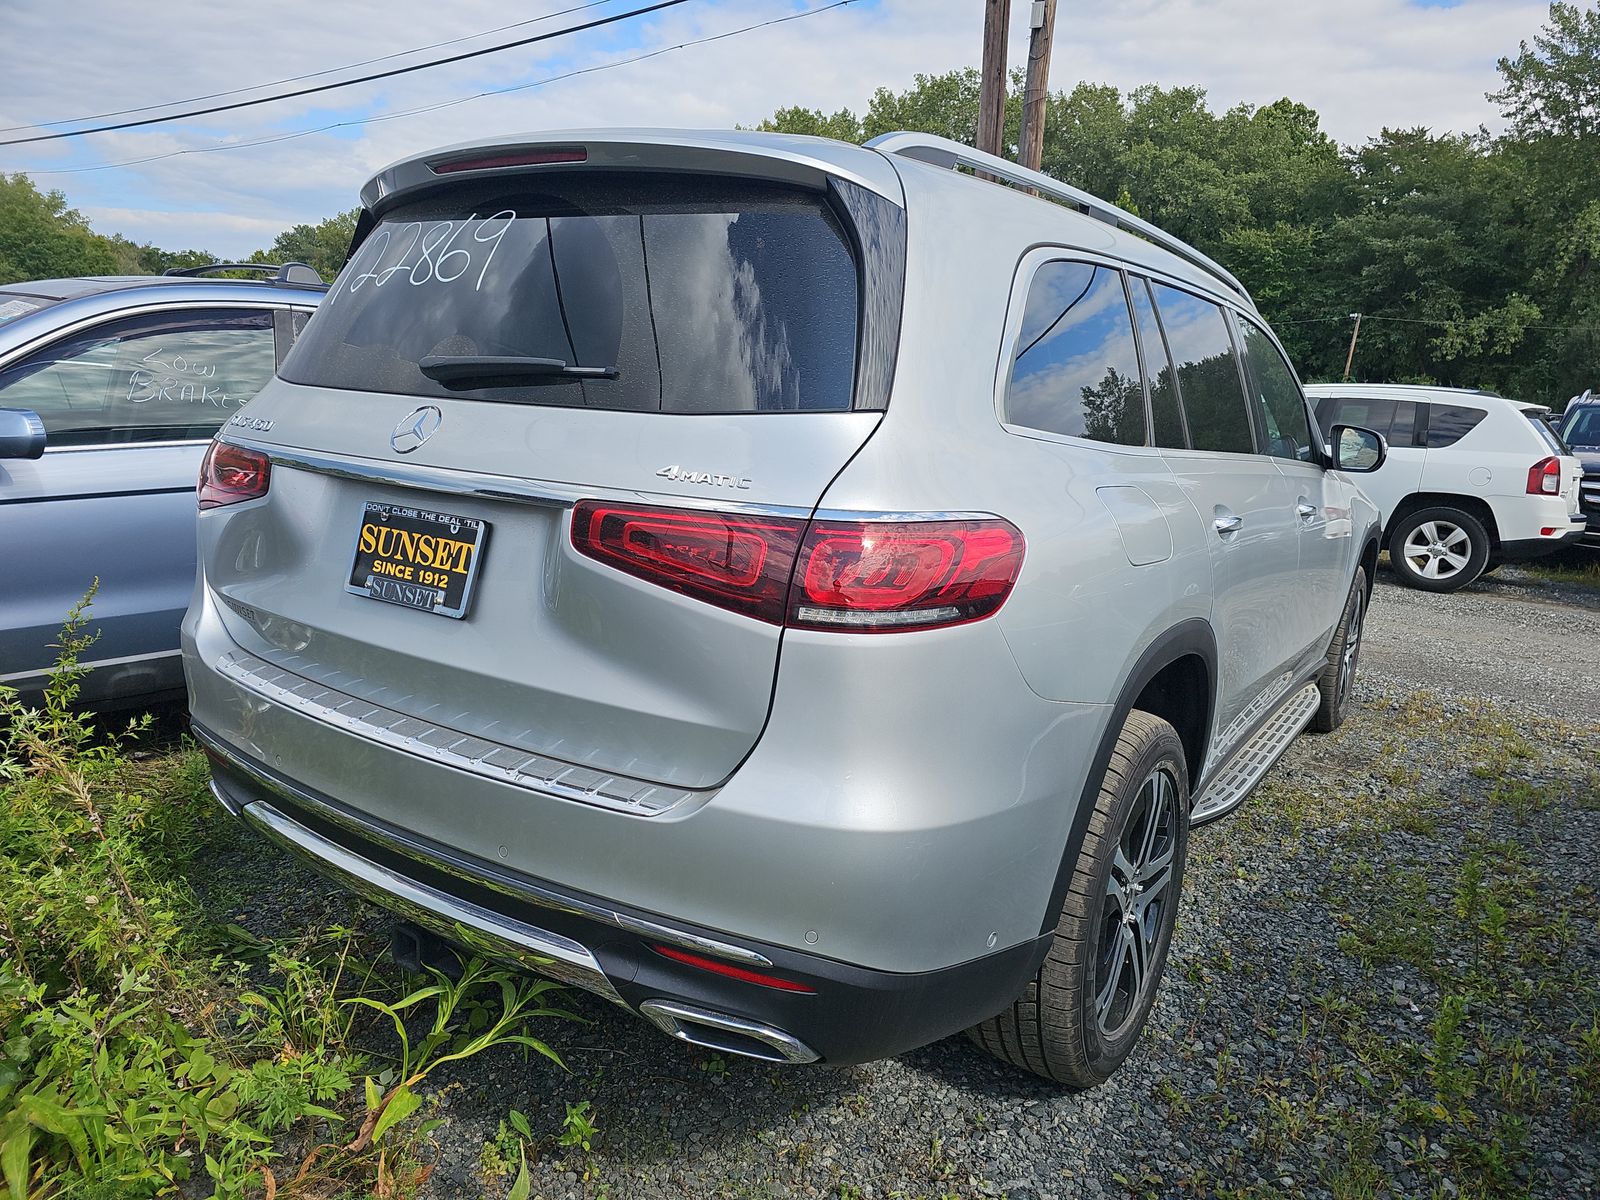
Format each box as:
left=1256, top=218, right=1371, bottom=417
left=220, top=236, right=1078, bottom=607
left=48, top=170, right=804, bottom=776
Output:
left=359, top=129, right=904, bottom=215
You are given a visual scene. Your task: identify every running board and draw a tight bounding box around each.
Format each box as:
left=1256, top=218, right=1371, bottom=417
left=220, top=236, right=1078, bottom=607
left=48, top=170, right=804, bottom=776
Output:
left=1190, top=683, right=1320, bottom=826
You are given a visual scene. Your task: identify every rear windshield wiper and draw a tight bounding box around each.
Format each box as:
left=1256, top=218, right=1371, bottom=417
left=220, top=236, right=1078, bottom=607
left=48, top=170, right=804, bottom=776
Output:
left=417, top=355, right=618, bottom=385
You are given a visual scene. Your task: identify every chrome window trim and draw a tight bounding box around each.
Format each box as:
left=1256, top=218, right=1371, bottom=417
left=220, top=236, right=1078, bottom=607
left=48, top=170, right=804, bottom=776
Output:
left=43, top=438, right=211, bottom=454
left=0, top=298, right=305, bottom=366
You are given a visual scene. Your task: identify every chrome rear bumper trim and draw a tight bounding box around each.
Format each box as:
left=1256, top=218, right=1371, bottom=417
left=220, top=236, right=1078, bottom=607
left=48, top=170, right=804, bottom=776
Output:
left=214, top=648, right=702, bottom=817
left=195, top=724, right=776, bottom=969
left=234, top=792, right=627, bottom=1008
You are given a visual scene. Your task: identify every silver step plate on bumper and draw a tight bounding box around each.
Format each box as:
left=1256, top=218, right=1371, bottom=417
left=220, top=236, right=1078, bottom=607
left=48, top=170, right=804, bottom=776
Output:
left=1190, top=682, right=1320, bottom=826
left=233, top=792, right=628, bottom=1008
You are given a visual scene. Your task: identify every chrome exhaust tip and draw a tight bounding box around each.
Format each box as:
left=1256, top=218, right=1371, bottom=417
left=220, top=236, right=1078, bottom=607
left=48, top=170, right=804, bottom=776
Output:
left=639, top=999, right=819, bottom=1064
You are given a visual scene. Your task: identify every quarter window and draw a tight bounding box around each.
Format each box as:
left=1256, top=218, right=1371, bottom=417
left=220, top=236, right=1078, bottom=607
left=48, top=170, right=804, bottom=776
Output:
left=0, top=309, right=276, bottom=447
left=1425, top=404, right=1488, bottom=448
left=1151, top=285, right=1254, bottom=455
left=1237, top=319, right=1313, bottom=463
left=1003, top=261, right=1146, bottom=446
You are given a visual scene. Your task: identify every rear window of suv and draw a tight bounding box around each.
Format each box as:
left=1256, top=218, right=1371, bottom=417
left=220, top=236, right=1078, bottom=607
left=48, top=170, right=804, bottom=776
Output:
left=281, top=177, right=860, bottom=413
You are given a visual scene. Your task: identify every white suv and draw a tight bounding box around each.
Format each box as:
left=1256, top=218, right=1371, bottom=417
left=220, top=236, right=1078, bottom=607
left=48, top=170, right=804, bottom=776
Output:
left=1305, top=384, right=1585, bottom=591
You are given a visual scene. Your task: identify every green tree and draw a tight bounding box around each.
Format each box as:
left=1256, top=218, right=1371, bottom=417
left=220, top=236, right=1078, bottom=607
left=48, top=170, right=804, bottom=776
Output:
left=0, top=174, right=119, bottom=284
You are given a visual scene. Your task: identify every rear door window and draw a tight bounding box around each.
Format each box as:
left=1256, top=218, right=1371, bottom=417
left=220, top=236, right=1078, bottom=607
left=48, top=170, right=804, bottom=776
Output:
left=0, top=308, right=276, bottom=446
left=1003, top=261, right=1146, bottom=445
left=1151, top=284, right=1254, bottom=454
left=1425, top=404, right=1488, bottom=448
left=1128, top=277, right=1186, bottom=448
left=282, top=177, right=860, bottom=413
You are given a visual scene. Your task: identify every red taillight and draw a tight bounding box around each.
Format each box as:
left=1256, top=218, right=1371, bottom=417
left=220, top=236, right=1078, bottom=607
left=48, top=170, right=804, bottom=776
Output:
left=198, top=441, right=271, bottom=509
left=570, top=502, right=1025, bottom=633
left=431, top=147, right=587, bottom=174
left=790, top=518, right=1025, bottom=631
left=570, top=501, right=804, bottom=624
left=650, top=945, right=816, bottom=994
left=1527, top=456, right=1562, bottom=495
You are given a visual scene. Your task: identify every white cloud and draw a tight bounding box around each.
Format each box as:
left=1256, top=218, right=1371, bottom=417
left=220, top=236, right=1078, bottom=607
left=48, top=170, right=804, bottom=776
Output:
left=0, top=0, right=1551, bottom=258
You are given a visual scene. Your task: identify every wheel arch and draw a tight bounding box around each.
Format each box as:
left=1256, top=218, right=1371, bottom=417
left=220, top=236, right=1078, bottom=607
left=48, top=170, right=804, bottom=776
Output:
left=1385, top=492, right=1500, bottom=549
left=1037, top=618, right=1216, bottom=936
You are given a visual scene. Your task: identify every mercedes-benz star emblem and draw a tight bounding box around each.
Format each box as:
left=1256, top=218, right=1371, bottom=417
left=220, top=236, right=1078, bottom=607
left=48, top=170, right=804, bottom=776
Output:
left=390, top=406, right=442, bottom=454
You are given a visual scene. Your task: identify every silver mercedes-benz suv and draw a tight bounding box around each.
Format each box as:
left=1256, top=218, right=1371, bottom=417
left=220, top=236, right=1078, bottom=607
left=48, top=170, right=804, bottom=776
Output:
left=184, top=129, right=1384, bottom=1086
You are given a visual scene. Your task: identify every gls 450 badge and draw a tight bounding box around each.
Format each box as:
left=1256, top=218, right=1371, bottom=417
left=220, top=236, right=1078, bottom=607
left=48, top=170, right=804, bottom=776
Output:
left=657, top=465, right=752, bottom=490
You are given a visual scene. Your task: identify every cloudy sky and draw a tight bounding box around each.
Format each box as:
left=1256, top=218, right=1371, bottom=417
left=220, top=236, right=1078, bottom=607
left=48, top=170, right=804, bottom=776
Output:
left=0, top=0, right=1549, bottom=259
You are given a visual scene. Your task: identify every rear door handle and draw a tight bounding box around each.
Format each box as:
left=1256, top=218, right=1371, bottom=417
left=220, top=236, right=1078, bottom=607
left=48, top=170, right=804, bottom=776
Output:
left=1214, top=515, right=1243, bottom=535
left=1296, top=502, right=1318, bottom=521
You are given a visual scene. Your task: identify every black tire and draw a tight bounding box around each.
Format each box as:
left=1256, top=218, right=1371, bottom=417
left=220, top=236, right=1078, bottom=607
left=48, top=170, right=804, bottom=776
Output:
left=1387, top=506, right=1490, bottom=592
left=967, top=711, right=1188, bottom=1087
left=1311, top=566, right=1366, bottom=733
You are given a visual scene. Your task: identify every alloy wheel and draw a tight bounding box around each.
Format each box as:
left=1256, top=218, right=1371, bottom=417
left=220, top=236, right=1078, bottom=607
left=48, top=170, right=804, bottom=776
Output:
left=1337, top=588, right=1364, bottom=709
left=1094, top=765, right=1179, bottom=1038
left=1402, top=520, right=1472, bottom=581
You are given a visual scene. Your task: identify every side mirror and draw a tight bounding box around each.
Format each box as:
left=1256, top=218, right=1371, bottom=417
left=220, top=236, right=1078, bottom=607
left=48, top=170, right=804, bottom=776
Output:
left=1331, top=424, right=1386, bottom=473
left=0, top=408, right=45, bottom=460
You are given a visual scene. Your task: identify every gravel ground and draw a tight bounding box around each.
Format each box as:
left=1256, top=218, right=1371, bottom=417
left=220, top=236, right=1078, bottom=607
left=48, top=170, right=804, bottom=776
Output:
left=214, top=567, right=1600, bottom=1200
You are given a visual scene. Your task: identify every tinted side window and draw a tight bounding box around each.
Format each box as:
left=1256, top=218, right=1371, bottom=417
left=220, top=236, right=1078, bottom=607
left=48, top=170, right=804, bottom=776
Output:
left=1151, top=284, right=1253, bottom=454
left=0, top=309, right=275, bottom=446
left=1315, top=396, right=1374, bottom=432
left=1426, top=404, right=1487, bottom=448
left=1128, top=277, right=1186, bottom=448
left=1004, top=262, right=1146, bottom=446
left=1237, top=319, right=1312, bottom=462
left=1390, top=400, right=1419, bottom=447
left=1314, top=396, right=1418, bottom=447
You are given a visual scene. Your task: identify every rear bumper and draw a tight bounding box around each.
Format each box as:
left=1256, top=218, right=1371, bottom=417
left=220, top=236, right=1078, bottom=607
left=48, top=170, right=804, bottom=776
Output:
left=1499, top=524, right=1588, bottom=561
left=199, top=726, right=1052, bottom=1066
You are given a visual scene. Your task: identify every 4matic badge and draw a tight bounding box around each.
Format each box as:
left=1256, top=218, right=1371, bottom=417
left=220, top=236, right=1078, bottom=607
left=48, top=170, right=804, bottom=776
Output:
left=656, top=465, right=752, bottom=490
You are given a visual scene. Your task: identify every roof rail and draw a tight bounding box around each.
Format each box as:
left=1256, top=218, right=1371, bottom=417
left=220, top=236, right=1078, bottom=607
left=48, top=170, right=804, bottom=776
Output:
left=864, top=131, right=1251, bottom=306
left=163, top=261, right=325, bottom=286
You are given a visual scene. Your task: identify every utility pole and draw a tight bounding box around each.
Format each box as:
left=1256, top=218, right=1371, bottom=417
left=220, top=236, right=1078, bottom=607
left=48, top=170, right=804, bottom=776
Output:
left=1016, top=0, right=1057, bottom=172
left=977, top=0, right=1011, bottom=158
left=1342, top=313, right=1363, bottom=382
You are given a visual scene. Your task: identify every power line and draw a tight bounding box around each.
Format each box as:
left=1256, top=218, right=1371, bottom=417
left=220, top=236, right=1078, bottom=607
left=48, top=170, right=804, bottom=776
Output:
left=22, top=0, right=859, bottom=177
left=0, top=1, right=616, bottom=136
left=0, top=0, right=696, bottom=147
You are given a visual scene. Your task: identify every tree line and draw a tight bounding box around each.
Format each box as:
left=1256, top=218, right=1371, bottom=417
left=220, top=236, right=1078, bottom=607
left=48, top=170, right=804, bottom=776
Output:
left=2, top=2, right=1594, bottom=405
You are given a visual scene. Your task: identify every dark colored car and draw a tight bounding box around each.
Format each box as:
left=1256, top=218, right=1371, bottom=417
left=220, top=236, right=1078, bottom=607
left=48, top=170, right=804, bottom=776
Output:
left=1561, top=391, right=1600, bottom=549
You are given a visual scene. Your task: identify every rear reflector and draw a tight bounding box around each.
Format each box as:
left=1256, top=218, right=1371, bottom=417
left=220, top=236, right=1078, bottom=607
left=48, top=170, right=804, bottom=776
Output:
left=199, top=441, right=271, bottom=509
left=571, top=501, right=1025, bottom=632
left=431, top=148, right=587, bottom=174
left=1527, top=456, right=1562, bottom=495
left=651, top=945, right=816, bottom=994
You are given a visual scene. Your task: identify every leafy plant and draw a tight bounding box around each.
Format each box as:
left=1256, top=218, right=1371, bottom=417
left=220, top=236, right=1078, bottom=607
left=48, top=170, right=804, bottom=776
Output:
left=344, top=960, right=569, bottom=1153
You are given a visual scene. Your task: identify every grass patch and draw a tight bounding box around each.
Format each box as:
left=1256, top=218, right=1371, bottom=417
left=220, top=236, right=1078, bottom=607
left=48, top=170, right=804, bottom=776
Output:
left=0, top=594, right=576, bottom=1198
